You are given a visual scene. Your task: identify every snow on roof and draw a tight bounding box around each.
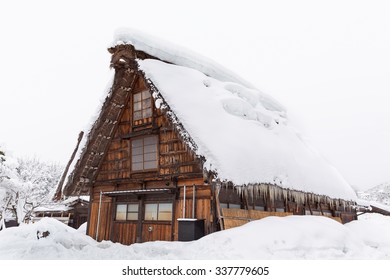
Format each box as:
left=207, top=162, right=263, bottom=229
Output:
left=34, top=204, right=71, bottom=213
left=34, top=196, right=89, bottom=212
left=113, top=28, right=257, bottom=89
left=137, top=59, right=356, bottom=201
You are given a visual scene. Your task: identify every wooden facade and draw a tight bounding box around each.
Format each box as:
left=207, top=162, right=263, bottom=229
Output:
left=61, top=43, right=357, bottom=245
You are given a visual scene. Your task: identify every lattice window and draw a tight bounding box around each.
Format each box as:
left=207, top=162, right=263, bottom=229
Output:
left=131, top=135, right=158, bottom=171
left=133, top=90, right=152, bottom=121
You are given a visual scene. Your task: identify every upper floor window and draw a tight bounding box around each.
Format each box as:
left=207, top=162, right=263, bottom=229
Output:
left=131, top=135, right=158, bottom=171
left=133, top=90, right=152, bottom=121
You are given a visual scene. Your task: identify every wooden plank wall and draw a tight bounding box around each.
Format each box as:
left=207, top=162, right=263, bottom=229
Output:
left=112, top=223, right=137, bottom=245
left=142, top=223, right=172, bottom=242
left=159, top=128, right=200, bottom=176
left=88, top=201, right=113, bottom=241
left=221, top=208, right=293, bottom=230
left=96, top=75, right=202, bottom=184
left=220, top=208, right=345, bottom=230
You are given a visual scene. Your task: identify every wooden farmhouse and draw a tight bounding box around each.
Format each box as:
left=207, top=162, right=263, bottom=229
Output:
left=59, top=30, right=358, bottom=245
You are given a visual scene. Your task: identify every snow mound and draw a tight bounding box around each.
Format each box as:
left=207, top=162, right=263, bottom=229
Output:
left=347, top=213, right=390, bottom=251
left=1, top=215, right=390, bottom=259
left=77, top=222, right=87, bottom=234
left=0, top=218, right=93, bottom=259
left=139, top=59, right=356, bottom=200
left=189, top=215, right=390, bottom=259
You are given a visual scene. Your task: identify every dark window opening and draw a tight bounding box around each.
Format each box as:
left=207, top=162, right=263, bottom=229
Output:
left=131, top=136, right=158, bottom=171
left=220, top=203, right=241, bottom=209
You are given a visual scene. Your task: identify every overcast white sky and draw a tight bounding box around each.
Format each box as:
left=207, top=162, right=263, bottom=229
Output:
left=1, top=0, right=389, bottom=190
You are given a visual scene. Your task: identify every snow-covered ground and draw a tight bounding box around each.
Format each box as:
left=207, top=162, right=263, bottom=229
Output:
left=0, top=214, right=389, bottom=260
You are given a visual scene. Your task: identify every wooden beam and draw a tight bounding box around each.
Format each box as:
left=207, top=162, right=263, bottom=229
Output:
left=54, top=131, right=84, bottom=201
left=90, top=72, right=139, bottom=190
left=121, top=127, right=160, bottom=139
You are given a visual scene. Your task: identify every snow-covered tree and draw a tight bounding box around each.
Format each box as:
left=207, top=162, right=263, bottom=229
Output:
left=13, top=157, right=64, bottom=222
left=0, top=149, right=8, bottom=179
left=0, top=150, right=63, bottom=228
left=0, top=149, right=17, bottom=229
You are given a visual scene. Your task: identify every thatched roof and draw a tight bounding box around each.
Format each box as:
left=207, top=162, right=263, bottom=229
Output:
left=61, top=29, right=357, bottom=202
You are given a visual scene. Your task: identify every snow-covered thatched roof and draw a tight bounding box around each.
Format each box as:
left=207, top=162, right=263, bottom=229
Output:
left=62, top=29, right=357, bottom=202
left=34, top=196, right=89, bottom=213
left=112, top=29, right=356, bottom=201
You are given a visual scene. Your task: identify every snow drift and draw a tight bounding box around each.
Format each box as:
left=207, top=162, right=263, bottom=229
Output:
left=1, top=215, right=389, bottom=259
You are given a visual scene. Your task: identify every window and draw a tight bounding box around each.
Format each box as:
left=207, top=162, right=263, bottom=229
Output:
left=144, top=202, right=173, bottom=221
left=115, top=203, right=139, bottom=221
left=131, top=136, right=158, bottom=171
left=133, top=90, right=152, bottom=121
left=220, top=203, right=241, bottom=209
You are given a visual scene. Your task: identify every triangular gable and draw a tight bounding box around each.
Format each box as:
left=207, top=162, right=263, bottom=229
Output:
left=62, top=45, right=202, bottom=196
left=62, top=47, right=143, bottom=196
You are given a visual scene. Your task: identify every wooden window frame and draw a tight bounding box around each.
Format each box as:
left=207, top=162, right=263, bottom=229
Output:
left=131, top=135, right=159, bottom=172
left=115, top=203, right=139, bottom=221
left=144, top=202, right=173, bottom=221
left=133, top=89, right=153, bottom=123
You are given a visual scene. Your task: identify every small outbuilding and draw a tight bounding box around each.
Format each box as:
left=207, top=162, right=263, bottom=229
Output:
left=33, top=196, right=89, bottom=229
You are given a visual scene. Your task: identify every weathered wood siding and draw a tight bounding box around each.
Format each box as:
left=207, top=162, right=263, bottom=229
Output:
left=88, top=200, right=113, bottom=241
left=86, top=69, right=211, bottom=245
left=142, top=223, right=172, bottom=242
left=112, top=222, right=138, bottom=245
left=96, top=76, right=202, bottom=184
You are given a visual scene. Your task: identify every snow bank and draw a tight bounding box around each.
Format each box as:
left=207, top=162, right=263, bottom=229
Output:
left=139, top=59, right=356, bottom=200
left=346, top=213, right=390, bottom=253
left=1, top=215, right=390, bottom=259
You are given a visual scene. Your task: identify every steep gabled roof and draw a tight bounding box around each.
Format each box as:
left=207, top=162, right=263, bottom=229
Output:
left=62, top=29, right=357, bottom=201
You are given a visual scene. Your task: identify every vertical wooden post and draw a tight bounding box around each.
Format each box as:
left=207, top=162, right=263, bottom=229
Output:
left=96, top=191, right=103, bottom=241
left=136, top=195, right=144, bottom=243
left=109, top=196, right=117, bottom=241
left=192, top=184, right=196, bottom=219
left=214, top=182, right=224, bottom=230
left=171, top=193, right=176, bottom=241
left=183, top=185, right=186, bottom=219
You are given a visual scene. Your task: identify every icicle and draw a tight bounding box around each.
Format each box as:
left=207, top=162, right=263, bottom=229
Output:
left=282, top=189, right=287, bottom=200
